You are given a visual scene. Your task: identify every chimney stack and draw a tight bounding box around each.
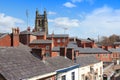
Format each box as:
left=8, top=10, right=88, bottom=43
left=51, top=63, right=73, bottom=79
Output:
left=66, top=48, right=75, bottom=60
left=60, top=47, right=67, bottom=57
left=11, top=27, right=19, bottom=47
left=27, top=27, right=31, bottom=31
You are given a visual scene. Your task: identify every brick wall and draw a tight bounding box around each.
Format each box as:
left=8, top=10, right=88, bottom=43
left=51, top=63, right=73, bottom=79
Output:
left=0, top=34, right=11, bottom=47
left=47, top=37, right=69, bottom=47
left=29, top=43, right=52, bottom=58
left=96, top=53, right=112, bottom=62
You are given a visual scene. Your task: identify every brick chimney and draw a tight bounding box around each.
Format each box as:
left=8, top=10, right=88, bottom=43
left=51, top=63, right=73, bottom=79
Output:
left=66, top=48, right=75, bottom=60
left=27, top=27, right=31, bottom=31
left=11, top=27, right=19, bottom=47
left=60, top=47, right=67, bottom=57
left=32, top=29, right=35, bottom=32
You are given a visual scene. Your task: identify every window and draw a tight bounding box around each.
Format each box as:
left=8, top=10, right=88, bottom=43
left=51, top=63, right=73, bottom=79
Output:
left=45, top=52, right=50, bottom=57
left=104, top=54, right=108, bottom=58
left=90, top=66, right=94, bottom=73
left=57, top=39, right=60, bottom=43
left=71, top=72, right=75, bottom=80
left=111, top=54, right=113, bottom=58
left=62, top=39, right=65, bottom=42
left=98, top=54, right=100, bottom=58
left=62, top=75, right=66, bottom=80
left=38, top=20, right=40, bottom=26
left=46, top=45, right=50, bottom=50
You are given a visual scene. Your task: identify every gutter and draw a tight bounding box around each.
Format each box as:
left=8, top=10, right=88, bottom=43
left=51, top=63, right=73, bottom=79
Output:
left=56, top=64, right=80, bottom=73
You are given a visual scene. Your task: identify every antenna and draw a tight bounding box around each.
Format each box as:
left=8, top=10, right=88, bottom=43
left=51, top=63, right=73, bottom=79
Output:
left=63, top=27, right=68, bottom=34
left=26, top=9, right=29, bottom=27
left=98, top=35, right=100, bottom=44
left=26, top=9, right=29, bottom=45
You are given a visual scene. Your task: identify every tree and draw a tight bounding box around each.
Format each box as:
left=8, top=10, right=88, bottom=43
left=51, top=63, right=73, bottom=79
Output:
left=99, top=34, right=120, bottom=45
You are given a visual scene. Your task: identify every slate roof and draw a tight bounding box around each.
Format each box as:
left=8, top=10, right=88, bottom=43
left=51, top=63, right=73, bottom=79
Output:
left=0, top=33, right=8, bottom=39
left=0, top=47, right=55, bottom=80
left=46, top=56, right=77, bottom=70
left=52, top=47, right=60, bottom=52
left=108, top=48, right=120, bottom=53
left=47, top=34, right=69, bottom=38
left=67, top=41, right=78, bottom=49
left=78, top=47, right=109, bottom=54
left=77, top=38, right=92, bottom=43
left=20, top=30, right=33, bottom=35
left=114, top=42, right=120, bottom=45
left=30, top=40, right=52, bottom=44
left=76, top=55, right=100, bottom=67
left=32, top=31, right=45, bottom=36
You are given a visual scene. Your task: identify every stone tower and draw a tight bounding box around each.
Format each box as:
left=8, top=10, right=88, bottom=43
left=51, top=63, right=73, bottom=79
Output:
left=35, top=9, right=48, bottom=34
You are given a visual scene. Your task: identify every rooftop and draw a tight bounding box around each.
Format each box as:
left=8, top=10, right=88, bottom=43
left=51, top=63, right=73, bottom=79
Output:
left=0, top=33, right=8, bottom=39
left=0, top=47, right=55, bottom=80
left=32, top=31, right=45, bottom=36
left=78, top=47, right=109, bottom=54
left=108, top=48, right=120, bottom=53
left=30, top=40, right=52, bottom=44
left=76, top=55, right=100, bottom=67
left=67, top=41, right=78, bottom=49
left=20, top=30, right=32, bottom=35
left=47, top=34, right=69, bottom=38
left=77, top=38, right=93, bottom=43
left=46, top=56, right=77, bottom=70
left=114, top=42, right=120, bottom=45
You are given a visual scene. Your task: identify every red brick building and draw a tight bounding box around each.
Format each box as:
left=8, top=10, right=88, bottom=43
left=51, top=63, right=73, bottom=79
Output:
left=0, top=28, right=19, bottom=47
left=0, top=33, right=11, bottom=47
left=20, top=28, right=36, bottom=45
left=29, top=40, right=53, bottom=59
left=108, top=48, right=120, bottom=63
left=76, top=38, right=97, bottom=48
left=20, top=27, right=46, bottom=45
left=47, top=34, right=69, bottom=47
left=99, top=44, right=120, bottom=63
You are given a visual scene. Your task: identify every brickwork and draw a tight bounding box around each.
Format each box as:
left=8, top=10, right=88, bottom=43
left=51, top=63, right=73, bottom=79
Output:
left=29, top=43, right=52, bottom=58
left=11, top=28, right=19, bottom=47
left=0, top=34, right=11, bottom=47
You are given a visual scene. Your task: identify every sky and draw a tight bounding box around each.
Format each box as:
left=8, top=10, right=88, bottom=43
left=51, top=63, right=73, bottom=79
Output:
left=0, top=0, right=120, bottom=39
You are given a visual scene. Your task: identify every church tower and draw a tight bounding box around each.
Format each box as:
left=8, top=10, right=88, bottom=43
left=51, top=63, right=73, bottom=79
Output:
left=35, top=9, right=48, bottom=34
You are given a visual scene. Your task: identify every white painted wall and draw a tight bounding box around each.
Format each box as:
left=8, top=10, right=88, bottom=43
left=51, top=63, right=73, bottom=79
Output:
left=57, top=68, right=79, bottom=80
left=117, top=59, right=120, bottom=65
left=78, top=61, right=103, bottom=80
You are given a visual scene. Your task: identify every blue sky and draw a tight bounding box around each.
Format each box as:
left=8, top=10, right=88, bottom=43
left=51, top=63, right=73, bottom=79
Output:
left=0, top=0, right=120, bottom=39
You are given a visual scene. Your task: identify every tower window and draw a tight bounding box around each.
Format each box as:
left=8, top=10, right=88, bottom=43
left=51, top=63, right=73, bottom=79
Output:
left=38, top=20, right=40, bottom=26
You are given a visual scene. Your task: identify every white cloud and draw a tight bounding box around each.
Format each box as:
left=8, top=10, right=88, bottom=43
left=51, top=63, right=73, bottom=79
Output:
left=72, top=0, right=83, bottom=3
left=72, top=0, right=95, bottom=4
left=63, top=2, right=76, bottom=8
left=48, top=11, right=56, bottom=15
left=0, top=13, right=24, bottom=32
left=49, top=6, right=120, bottom=39
left=49, top=17, right=80, bottom=29
left=79, top=6, right=120, bottom=38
